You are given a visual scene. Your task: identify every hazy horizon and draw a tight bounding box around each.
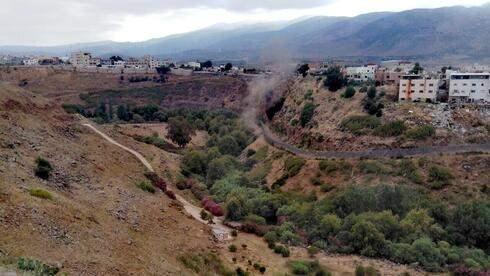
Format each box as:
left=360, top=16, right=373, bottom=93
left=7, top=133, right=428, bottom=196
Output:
left=1, top=0, right=489, bottom=47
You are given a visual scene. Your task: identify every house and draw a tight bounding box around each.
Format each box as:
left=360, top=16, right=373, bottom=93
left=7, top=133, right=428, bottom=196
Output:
left=345, top=64, right=377, bottom=82
left=399, top=75, right=440, bottom=102
left=186, top=62, right=201, bottom=70
left=449, top=72, right=490, bottom=103
left=70, top=52, right=92, bottom=67
left=23, top=58, right=39, bottom=66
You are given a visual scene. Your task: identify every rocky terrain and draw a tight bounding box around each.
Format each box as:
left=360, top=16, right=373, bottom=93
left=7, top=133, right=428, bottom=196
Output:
left=268, top=76, right=490, bottom=152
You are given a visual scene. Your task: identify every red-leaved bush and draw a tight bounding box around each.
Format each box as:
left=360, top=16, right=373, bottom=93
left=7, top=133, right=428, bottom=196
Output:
left=165, top=190, right=177, bottom=200
left=201, top=197, right=224, bottom=217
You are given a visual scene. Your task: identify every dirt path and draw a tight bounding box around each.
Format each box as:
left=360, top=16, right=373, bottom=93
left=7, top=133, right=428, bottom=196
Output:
left=261, top=123, right=490, bottom=159
left=82, top=123, right=231, bottom=240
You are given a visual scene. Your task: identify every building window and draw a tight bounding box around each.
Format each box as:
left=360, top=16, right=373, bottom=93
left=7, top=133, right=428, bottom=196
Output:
left=429, top=84, right=434, bottom=87
left=402, top=84, right=406, bottom=86
left=472, top=83, right=476, bottom=86
left=429, top=90, right=433, bottom=93
left=419, top=90, right=424, bottom=93
left=471, top=90, right=476, bottom=93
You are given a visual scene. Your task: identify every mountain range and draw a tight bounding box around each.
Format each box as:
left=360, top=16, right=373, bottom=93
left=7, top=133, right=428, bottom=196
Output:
left=1, top=4, right=490, bottom=63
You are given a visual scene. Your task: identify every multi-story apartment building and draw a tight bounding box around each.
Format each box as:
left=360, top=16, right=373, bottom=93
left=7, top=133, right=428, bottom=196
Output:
left=399, top=75, right=440, bottom=102
left=23, top=58, right=39, bottom=66
left=449, top=73, right=490, bottom=103
left=70, top=52, right=92, bottom=67
left=345, top=64, right=377, bottom=82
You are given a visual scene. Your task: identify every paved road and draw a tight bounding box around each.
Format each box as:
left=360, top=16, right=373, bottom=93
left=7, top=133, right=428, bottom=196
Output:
left=82, top=123, right=231, bottom=240
left=261, top=123, right=490, bottom=159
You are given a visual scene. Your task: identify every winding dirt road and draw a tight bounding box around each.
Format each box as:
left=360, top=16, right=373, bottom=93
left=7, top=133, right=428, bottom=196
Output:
left=82, top=123, right=231, bottom=240
left=261, top=123, right=490, bottom=159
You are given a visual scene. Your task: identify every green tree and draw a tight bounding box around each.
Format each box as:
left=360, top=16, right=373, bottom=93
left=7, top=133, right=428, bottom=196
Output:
left=167, top=117, right=194, bottom=148
left=323, top=67, right=345, bottom=92
left=300, top=102, right=316, bottom=127
left=224, top=63, right=233, bottom=71
left=410, top=63, right=424, bottom=74
left=343, top=86, right=356, bottom=98
left=350, top=220, right=386, bottom=257
left=297, top=64, right=310, bottom=77
left=201, top=60, right=213, bottom=68
left=367, top=86, right=377, bottom=99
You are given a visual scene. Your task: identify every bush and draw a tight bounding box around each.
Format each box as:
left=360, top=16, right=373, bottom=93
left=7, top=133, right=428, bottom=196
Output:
left=244, top=214, right=267, bottom=225
left=324, top=67, right=346, bottom=92
left=17, top=258, right=59, bottom=276
left=231, top=230, right=238, bottom=237
left=29, top=188, right=53, bottom=200
left=321, top=183, right=335, bottom=193
left=397, top=160, right=423, bottom=184
left=284, top=157, right=306, bottom=178
left=428, top=166, right=454, bottom=189
left=300, top=102, right=316, bottom=127
left=35, top=157, right=53, bottom=180
left=311, top=177, right=324, bottom=186
left=228, top=244, right=237, bottom=252
left=136, top=181, right=156, bottom=193
left=343, top=86, right=356, bottom=98
left=374, top=121, right=407, bottom=137
left=355, top=265, right=379, bottom=276
left=367, top=86, right=377, bottom=99
left=274, top=245, right=291, bottom=257
left=358, top=161, right=387, bottom=175
left=406, top=125, right=435, bottom=140
left=178, top=252, right=232, bottom=275
left=340, top=116, right=381, bottom=135
left=319, top=160, right=352, bottom=175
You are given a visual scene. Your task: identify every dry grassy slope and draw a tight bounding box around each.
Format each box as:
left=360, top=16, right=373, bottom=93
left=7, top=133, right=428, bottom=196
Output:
left=0, top=67, right=250, bottom=111
left=271, top=76, right=489, bottom=151
left=0, top=82, right=219, bottom=275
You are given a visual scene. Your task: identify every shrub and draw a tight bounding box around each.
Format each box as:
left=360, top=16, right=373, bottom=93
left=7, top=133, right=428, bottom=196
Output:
left=343, top=86, right=356, bottom=98
left=397, top=160, right=423, bottom=184
left=274, top=245, right=290, bottom=257
left=178, top=252, right=232, bottom=275
left=428, top=166, right=454, bottom=189
left=340, top=116, right=381, bottom=135
left=35, top=157, right=53, bottom=180
left=406, top=125, right=435, bottom=140
left=136, top=181, right=156, bottom=193
left=284, top=157, right=306, bottom=178
left=228, top=244, right=237, bottom=252
left=290, top=260, right=311, bottom=275
left=17, top=258, right=59, bottom=276
left=374, top=121, right=407, bottom=137
left=319, top=160, right=352, bottom=175
left=231, top=230, right=238, bottom=237
left=324, top=67, right=346, bottom=92
left=367, top=86, right=377, bottom=99
left=300, top=102, right=316, bottom=127
left=29, top=188, right=53, bottom=200
left=244, top=214, right=267, bottom=225
left=355, top=265, right=379, bottom=276
left=358, top=161, right=387, bottom=175
left=311, top=177, right=324, bottom=186
left=321, top=183, right=335, bottom=193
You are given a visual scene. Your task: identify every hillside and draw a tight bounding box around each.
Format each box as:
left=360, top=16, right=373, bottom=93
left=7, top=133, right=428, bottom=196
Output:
left=0, top=82, right=226, bottom=274
left=2, top=5, right=490, bottom=62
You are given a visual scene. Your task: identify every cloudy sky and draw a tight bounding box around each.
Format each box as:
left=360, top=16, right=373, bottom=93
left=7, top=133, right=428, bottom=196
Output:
left=1, top=0, right=488, bottom=46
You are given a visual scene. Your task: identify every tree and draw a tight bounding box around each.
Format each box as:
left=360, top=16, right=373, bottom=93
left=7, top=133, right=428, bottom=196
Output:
left=201, top=60, right=213, bottom=68
left=224, top=63, right=233, bottom=71
left=350, top=220, right=386, bottom=257
left=167, top=117, right=193, bottom=148
left=156, top=65, right=171, bottom=75
left=367, top=86, right=377, bottom=99
left=110, top=56, right=123, bottom=64
left=410, top=62, right=424, bottom=74
left=35, top=157, right=53, bottom=180
left=343, top=86, right=356, bottom=98
left=226, top=196, right=248, bottom=221
left=323, top=67, right=345, bottom=92
left=300, top=102, right=316, bottom=127
left=297, top=64, right=310, bottom=77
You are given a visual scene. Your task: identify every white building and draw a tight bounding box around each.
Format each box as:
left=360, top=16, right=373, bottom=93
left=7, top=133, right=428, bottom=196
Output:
left=70, top=52, right=92, bottom=67
left=345, top=64, right=377, bottom=82
left=399, top=75, right=440, bottom=102
left=186, top=62, right=201, bottom=70
left=23, top=58, right=39, bottom=66
left=449, top=72, right=490, bottom=103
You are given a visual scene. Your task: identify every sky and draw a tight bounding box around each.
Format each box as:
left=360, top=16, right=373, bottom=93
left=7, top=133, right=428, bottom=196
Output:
left=1, top=0, right=488, bottom=46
